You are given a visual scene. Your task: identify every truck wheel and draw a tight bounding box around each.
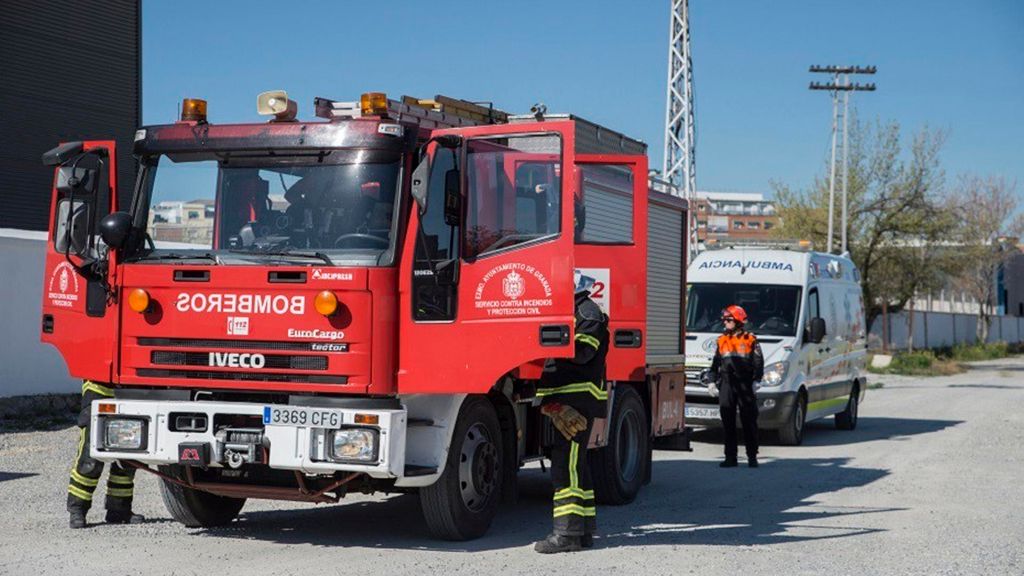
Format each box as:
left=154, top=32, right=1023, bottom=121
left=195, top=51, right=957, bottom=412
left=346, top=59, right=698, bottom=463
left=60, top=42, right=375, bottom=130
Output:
left=777, top=393, right=806, bottom=446
left=591, top=386, right=648, bottom=505
left=420, top=396, right=502, bottom=541
left=157, top=465, right=245, bottom=528
left=835, top=383, right=859, bottom=430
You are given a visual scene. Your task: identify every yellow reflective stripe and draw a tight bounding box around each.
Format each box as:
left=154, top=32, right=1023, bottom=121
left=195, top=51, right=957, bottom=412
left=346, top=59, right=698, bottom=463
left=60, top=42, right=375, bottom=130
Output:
left=107, top=474, right=134, bottom=486
left=82, top=381, right=114, bottom=397
left=569, top=441, right=579, bottom=490
left=554, top=487, right=594, bottom=500
left=68, top=485, right=93, bottom=501
left=106, top=487, right=134, bottom=498
left=70, top=469, right=99, bottom=487
left=553, top=503, right=596, bottom=518
left=536, top=382, right=608, bottom=401
left=575, top=333, right=600, bottom=350
left=75, top=428, right=86, bottom=464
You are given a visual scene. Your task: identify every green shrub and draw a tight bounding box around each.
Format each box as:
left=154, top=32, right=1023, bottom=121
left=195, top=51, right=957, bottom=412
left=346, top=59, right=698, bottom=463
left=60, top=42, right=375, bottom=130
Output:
left=890, top=350, right=935, bottom=373
left=949, top=342, right=1009, bottom=362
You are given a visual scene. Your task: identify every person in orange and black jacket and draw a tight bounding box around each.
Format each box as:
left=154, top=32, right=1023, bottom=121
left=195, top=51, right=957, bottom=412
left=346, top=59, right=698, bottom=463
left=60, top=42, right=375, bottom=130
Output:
left=706, top=305, right=764, bottom=468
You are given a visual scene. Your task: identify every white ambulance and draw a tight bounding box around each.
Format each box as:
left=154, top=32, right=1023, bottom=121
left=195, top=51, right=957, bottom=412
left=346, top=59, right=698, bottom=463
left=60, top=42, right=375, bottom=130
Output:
left=683, top=246, right=867, bottom=445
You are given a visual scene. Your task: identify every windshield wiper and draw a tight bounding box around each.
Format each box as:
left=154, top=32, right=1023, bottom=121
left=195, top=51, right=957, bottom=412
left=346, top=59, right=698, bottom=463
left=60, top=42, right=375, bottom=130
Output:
left=132, top=252, right=222, bottom=264
left=228, top=249, right=335, bottom=265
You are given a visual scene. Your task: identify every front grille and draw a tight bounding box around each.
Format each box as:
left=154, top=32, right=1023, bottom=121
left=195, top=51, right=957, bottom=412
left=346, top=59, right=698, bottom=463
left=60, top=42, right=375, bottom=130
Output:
left=138, top=338, right=347, bottom=353
left=686, top=394, right=717, bottom=405
left=137, top=368, right=348, bottom=385
left=151, top=351, right=328, bottom=371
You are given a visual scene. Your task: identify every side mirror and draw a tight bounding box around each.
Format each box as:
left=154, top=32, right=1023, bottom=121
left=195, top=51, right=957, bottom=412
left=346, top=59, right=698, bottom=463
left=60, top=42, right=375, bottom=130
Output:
left=410, top=158, right=430, bottom=214
left=808, top=317, right=826, bottom=344
left=56, top=166, right=99, bottom=196
left=42, top=141, right=84, bottom=167
left=55, top=200, right=90, bottom=255
left=99, top=211, right=133, bottom=250
left=443, top=168, right=461, bottom=226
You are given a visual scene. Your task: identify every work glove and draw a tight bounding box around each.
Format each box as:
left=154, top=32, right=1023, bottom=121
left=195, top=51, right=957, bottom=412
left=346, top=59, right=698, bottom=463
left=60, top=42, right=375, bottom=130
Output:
left=541, top=403, right=588, bottom=441
left=700, top=369, right=719, bottom=398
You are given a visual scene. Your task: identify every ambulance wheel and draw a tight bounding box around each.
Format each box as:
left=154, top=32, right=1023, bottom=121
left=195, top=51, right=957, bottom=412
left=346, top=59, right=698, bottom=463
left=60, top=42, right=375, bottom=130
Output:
left=420, top=396, right=502, bottom=541
left=157, top=465, right=245, bottom=527
left=591, top=386, right=648, bottom=505
left=778, top=393, right=806, bottom=446
left=835, top=383, right=859, bottom=430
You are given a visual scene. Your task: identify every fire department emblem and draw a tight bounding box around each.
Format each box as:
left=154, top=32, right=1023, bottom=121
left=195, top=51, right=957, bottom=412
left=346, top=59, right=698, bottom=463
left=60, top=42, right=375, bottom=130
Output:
left=502, top=271, right=526, bottom=300
left=59, top=269, right=69, bottom=293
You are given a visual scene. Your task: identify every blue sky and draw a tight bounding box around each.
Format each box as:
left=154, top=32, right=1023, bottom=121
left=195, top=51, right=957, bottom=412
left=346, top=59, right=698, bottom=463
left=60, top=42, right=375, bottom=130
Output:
left=143, top=0, right=1023, bottom=197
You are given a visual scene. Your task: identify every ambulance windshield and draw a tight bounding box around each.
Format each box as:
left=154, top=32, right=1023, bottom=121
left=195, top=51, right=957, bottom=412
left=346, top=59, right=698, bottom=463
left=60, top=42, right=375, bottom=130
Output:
left=686, top=283, right=803, bottom=337
left=136, top=150, right=402, bottom=265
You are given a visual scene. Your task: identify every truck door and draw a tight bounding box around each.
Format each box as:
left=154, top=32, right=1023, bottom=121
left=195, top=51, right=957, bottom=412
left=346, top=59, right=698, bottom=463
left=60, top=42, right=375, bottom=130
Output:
left=399, top=124, right=577, bottom=393
left=40, top=141, right=122, bottom=383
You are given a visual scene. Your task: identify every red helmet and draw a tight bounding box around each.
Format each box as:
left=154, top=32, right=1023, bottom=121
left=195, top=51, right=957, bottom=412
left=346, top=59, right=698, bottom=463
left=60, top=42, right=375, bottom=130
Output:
left=722, top=305, right=748, bottom=325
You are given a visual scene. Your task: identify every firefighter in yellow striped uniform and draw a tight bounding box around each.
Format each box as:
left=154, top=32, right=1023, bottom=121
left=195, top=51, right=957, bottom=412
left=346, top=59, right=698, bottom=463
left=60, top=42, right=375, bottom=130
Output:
left=67, top=381, right=143, bottom=528
left=534, top=272, right=609, bottom=554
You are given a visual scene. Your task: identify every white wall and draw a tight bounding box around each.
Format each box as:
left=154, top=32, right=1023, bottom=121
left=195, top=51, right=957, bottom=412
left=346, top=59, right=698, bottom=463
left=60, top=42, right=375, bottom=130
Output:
left=0, top=230, right=79, bottom=397
left=869, top=308, right=1024, bottom=351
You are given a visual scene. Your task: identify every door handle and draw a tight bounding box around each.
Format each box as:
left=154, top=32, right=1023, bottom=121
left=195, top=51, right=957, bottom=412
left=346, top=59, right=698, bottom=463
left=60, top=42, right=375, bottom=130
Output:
left=540, top=324, right=570, bottom=346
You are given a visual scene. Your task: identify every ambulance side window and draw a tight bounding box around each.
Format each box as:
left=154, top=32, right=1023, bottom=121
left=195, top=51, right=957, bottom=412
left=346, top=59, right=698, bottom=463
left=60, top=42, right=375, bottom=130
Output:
left=807, top=287, right=820, bottom=325
left=412, top=148, right=458, bottom=321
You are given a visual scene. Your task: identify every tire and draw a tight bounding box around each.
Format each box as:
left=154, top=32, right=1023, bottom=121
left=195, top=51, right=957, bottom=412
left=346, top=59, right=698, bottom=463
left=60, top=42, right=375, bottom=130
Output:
left=157, top=465, right=246, bottom=528
left=778, top=392, right=806, bottom=446
left=591, top=386, right=649, bottom=505
left=420, top=396, right=503, bottom=541
left=835, top=383, right=860, bottom=430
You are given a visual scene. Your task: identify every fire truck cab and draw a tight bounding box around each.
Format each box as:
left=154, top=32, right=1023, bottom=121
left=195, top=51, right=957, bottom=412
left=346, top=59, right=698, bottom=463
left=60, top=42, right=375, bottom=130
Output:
left=40, top=92, right=689, bottom=540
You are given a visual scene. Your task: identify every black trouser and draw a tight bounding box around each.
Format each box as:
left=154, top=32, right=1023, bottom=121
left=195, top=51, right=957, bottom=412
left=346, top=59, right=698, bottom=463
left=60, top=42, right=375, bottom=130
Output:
left=719, top=381, right=759, bottom=460
left=67, top=384, right=137, bottom=513
left=550, top=414, right=596, bottom=537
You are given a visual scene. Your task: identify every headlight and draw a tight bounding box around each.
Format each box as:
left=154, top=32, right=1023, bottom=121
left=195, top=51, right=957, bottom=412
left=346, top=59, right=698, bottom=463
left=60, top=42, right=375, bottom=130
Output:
left=329, top=428, right=378, bottom=462
left=103, top=418, right=146, bottom=450
left=762, top=361, right=789, bottom=387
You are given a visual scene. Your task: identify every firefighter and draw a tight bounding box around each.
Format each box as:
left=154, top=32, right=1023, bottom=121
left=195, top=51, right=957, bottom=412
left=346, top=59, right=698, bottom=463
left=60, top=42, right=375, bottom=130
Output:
left=533, top=271, right=609, bottom=554
left=706, top=305, right=764, bottom=468
left=67, top=380, right=144, bottom=528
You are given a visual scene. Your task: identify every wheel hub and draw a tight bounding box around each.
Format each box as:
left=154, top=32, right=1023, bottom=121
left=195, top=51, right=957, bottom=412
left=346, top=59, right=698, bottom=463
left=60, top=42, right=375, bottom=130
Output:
left=458, top=423, right=497, bottom=512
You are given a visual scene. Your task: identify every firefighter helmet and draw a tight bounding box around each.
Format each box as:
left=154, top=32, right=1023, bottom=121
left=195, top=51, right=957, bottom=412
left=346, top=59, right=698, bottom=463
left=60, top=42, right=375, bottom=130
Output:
left=722, top=305, right=748, bottom=325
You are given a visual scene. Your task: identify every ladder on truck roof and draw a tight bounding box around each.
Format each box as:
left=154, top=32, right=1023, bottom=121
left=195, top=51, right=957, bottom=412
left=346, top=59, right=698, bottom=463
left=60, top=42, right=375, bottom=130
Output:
left=313, top=93, right=508, bottom=129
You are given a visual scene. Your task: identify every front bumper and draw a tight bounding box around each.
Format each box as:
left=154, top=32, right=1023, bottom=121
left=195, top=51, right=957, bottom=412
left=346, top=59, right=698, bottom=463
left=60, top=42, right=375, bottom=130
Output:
left=685, top=386, right=798, bottom=429
left=90, top=399, right=407, bottom=478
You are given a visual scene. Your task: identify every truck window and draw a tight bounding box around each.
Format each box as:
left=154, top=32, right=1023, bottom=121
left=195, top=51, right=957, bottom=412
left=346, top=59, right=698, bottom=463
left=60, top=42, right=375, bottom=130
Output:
left=577, top=163, right=633, bottom=244
left=464, top=135, right=561, bottom=259
left=808, top=287, right=820, bottom=324
left=413, top=147, right=459, bottom=321
left=686, top=283, right=803, bottom=337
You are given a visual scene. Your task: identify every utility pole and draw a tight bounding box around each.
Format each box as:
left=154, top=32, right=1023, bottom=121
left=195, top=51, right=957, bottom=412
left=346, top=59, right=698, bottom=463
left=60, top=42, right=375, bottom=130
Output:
left=663, top=0, right=697, bottom=262
left=809, top=65, right=876, bottom=253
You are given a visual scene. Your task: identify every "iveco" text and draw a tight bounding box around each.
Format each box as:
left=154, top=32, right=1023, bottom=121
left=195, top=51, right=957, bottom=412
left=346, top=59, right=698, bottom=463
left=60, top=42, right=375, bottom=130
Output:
left=208, top=352, right=266, bottom=369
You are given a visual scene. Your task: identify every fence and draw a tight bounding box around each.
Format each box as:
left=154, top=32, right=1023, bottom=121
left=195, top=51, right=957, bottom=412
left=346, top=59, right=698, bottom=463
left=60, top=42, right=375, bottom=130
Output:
left=868, top=309, right=1023, bottom=351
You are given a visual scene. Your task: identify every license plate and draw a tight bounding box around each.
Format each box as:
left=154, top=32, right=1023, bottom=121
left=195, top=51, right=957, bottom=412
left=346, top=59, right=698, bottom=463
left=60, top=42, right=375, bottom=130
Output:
left=685, top=405, right=720, bottom=420
left=263, top=406, right=344, bottom=428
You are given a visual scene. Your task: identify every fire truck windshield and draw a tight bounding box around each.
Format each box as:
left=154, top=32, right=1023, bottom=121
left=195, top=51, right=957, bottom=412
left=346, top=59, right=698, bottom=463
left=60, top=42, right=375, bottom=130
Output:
left=136, top=150, right=402, bottom=265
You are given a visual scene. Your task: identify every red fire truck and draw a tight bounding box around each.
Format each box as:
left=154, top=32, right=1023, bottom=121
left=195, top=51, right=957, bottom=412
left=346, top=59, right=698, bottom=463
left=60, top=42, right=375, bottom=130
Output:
left=40, top=91, right=688, bottom=540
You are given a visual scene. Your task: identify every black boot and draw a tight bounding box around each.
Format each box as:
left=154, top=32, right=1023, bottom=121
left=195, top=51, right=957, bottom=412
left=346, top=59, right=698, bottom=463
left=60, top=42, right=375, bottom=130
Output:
left=719, top=458, right=738, bottom=468
left=69, top=509, right=87, bottom=529
left=581, top=533, right=594, bottom=549
left=534, top=533, right=583, bottom=554
left=106, top=510, right=145, bottom=524
left=748, top=455, right=759, bottom=468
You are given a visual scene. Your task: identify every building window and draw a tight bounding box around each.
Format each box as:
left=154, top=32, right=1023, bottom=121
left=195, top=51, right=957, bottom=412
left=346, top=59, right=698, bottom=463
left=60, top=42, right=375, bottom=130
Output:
left=764, top=221, right=774, bottom=230
left=697, top=220, right=707, bottom=229
left=733, top=221, right=744, bottom=230
left=748, top=221, right=760, bottom=229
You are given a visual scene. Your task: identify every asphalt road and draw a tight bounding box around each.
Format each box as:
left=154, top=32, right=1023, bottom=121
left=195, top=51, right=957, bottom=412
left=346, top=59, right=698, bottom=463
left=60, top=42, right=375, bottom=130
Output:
left=2, top=359, right=1023, bottom=576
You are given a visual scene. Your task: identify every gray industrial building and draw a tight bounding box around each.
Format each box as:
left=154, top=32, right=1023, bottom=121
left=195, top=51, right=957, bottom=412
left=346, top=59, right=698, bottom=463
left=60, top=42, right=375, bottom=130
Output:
left=0, top=0, right=140, bottom=398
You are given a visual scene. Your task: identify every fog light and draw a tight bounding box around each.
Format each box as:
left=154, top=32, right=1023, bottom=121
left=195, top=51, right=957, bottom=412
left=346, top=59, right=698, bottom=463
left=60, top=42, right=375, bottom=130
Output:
left=329, top=428, right=378, bottom=462
left=104, top=418, right=145, bottom=450
left=763, top=399, right=776, bottom=409
left=128, top=288, right=150, bottom=313
left=314, top=290, right=339, bottom=316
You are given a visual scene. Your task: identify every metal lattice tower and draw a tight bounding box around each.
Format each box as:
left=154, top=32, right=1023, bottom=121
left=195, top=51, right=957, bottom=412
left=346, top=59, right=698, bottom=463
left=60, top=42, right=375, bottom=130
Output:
left=662, top=0, right=697, bottom=260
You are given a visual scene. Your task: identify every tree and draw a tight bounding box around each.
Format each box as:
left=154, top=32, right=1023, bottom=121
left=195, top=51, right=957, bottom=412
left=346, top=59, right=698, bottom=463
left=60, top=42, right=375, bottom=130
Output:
left=773, top=119, right=955, bottom=333
left=949, top=176, right=1023, bottom=342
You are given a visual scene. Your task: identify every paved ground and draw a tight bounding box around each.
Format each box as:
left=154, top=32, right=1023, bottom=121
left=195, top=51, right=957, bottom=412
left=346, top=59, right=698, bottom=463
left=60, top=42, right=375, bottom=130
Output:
left=2, top=359, right=1023, bottom=576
